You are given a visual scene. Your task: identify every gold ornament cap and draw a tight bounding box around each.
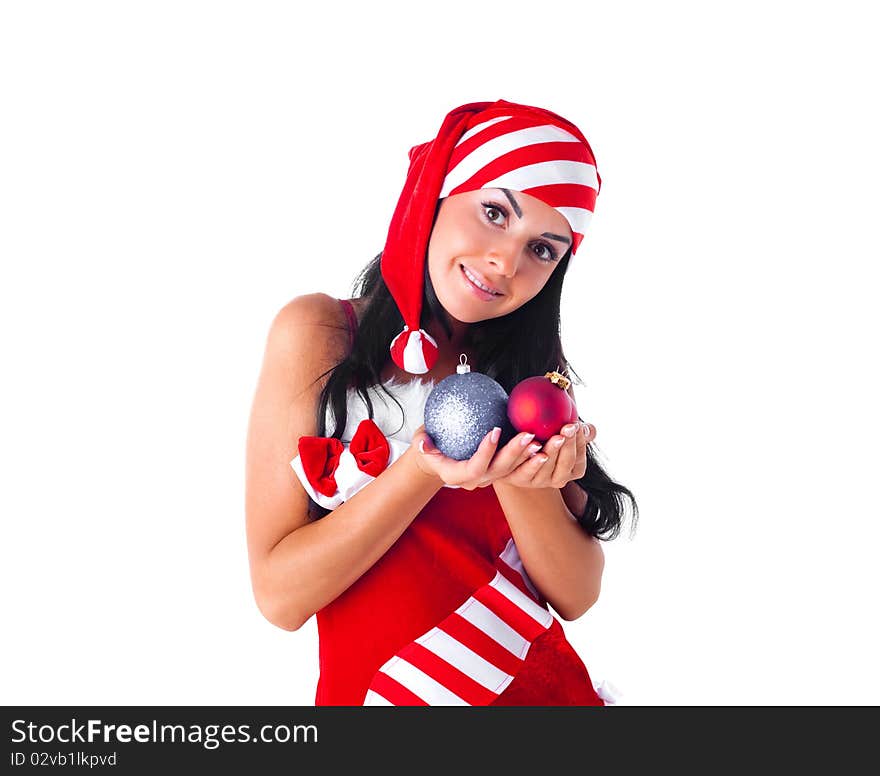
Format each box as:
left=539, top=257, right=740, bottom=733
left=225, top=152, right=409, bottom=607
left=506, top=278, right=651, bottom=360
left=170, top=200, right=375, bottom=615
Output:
left=544, top=370, right=571, bottom=391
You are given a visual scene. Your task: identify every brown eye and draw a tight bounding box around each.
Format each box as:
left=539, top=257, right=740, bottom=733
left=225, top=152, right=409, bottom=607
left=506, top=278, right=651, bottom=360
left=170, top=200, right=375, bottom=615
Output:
left=532, top=243, right=557, bottom=262
left=481, top=202, right=507, bottom=225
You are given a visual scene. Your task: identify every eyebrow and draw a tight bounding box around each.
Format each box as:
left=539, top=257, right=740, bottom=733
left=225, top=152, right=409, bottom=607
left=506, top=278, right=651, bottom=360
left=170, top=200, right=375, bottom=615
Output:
left=541, top=231, right=571, bottom=244
left=499, top=188, right=571, bottom=244
left=500, top=189, right=523, bottom=219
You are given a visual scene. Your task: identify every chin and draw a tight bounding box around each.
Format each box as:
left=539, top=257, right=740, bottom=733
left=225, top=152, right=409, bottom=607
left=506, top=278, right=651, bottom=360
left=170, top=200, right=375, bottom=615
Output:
left=436, top=297, right=479, bottom=324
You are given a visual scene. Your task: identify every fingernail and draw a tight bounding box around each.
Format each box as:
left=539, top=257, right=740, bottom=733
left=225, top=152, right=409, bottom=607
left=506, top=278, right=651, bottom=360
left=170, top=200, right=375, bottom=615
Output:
left=527, top=443, right=542, bottom=455
left=490, top=427, right=501, bottom=444
left=552, top=438, right=565, bottom=449
left=536, top=455, right=549, bottom=465
left=519, top=433, right=536, bottom=447
left=419, top=440, right=426, bottom=454
left=562, top=424, right=576, bottom=437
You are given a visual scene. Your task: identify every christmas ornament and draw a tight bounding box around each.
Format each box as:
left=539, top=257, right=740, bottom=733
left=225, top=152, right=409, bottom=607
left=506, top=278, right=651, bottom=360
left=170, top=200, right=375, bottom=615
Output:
left=507, top=370, right=579, bottom=443
left=424, top=355, right=510, bottom=460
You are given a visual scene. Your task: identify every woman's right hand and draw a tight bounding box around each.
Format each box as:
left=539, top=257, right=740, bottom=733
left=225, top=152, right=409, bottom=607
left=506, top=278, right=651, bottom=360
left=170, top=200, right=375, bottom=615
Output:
left=410, top=424, right=543, bottom=491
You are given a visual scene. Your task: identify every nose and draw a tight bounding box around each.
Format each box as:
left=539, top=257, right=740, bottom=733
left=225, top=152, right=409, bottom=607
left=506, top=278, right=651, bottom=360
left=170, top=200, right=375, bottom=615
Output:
left=485, top=239, right=519, bottom=277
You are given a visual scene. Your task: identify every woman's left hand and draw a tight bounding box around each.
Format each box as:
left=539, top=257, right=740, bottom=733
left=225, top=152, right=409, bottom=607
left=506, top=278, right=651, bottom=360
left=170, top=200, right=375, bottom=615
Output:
left=494, top=421, right=595, bottom=489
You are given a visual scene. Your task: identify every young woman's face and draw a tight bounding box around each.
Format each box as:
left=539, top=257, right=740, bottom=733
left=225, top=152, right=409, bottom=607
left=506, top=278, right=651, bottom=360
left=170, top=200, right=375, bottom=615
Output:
left=426, top=188, right=572, bottom=323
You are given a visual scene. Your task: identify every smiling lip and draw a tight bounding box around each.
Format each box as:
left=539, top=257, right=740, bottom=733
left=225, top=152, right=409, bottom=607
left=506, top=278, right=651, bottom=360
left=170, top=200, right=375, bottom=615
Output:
left=460, top=264, right=504, bottom=298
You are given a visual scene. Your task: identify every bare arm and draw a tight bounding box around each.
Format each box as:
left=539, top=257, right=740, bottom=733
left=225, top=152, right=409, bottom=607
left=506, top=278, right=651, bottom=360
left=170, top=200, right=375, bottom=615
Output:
left=491, top=382, right=603, bottom=621
left=245, top=294, right=443, bottom=631
left=492, top=482, right=604, bottom=620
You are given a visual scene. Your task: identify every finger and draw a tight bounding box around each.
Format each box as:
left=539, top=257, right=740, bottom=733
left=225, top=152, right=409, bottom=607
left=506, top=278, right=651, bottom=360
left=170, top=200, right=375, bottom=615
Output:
left=552, top=426, right=579, bottom=484
left=498, top=441, right=545, bottom=487
left=542, top=432, right=566, bottom=468
left=522, top=449, right=552, bottom=485
left=539, top=435, right=568, bottom=487
left=571, top=422, right=590, bottom=479
left=571, top=430, right=588, bottom=480
left=465, top=426, right=502, bottom=476
left=582, top=421, right=596, bottom=445
left=418, top=439, right=438, bottom=456
left=417, top=432, right=443, bottom=457
left=489, top=431, right=540, bottom=474
left=575, top=422, right=588, bottom=458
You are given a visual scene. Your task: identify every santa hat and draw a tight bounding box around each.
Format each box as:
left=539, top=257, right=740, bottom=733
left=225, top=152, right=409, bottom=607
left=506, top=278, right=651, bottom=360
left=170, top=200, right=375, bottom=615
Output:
left=380, top=98, right=601, bottom=374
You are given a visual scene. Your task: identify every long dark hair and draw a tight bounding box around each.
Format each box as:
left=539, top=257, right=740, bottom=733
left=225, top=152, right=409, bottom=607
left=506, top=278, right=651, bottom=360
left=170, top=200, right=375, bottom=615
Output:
left=309, top=234, right=638, bottom=541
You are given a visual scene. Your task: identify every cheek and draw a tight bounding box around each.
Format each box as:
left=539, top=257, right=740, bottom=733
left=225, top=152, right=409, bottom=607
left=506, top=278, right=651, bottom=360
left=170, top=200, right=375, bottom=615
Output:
left=429, top=210, right=485, bottom=260
left=427, top=232, right=467, bottom=287
left=426, top=235, right=459, bottom=297
left=513, top=264, right=556, bottom=301
left=426, top=234, right=449, bottom=282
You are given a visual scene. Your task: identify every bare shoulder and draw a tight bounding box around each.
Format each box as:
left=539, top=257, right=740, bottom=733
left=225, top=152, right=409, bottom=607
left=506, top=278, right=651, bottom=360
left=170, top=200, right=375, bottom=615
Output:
left=267, top=292, right=351, bottom=373
left=272, top=291, right=347, bottom=333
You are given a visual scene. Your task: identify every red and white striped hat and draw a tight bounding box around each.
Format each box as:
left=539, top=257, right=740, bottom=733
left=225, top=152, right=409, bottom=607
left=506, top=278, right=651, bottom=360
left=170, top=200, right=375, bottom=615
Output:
left=380, top=98, right=601, bottom=374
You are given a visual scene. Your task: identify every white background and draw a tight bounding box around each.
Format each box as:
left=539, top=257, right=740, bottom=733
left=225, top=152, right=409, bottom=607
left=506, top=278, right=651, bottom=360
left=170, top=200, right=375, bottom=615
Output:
left=2, top=1, right=878, bottom=706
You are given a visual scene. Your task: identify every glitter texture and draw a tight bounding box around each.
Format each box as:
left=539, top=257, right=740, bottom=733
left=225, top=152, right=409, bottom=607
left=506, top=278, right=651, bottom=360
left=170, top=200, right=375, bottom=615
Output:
left=424, top=372, right=509, bottom=460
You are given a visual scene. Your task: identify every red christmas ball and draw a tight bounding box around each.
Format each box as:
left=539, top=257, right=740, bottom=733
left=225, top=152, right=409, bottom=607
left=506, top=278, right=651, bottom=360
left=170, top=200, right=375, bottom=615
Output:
left=507, top=372, right=578, bottom=443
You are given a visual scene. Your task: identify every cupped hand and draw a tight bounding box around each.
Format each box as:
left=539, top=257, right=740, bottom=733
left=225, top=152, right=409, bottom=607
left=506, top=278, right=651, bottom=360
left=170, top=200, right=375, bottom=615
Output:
left=493, top=421, right=596, bottom=489
left=411, top=424, right=545, bottom=491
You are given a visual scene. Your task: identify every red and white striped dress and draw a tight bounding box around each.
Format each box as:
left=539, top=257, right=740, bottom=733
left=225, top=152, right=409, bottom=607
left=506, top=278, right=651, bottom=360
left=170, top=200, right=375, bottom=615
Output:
left=308, top=300, right=611, bottom=706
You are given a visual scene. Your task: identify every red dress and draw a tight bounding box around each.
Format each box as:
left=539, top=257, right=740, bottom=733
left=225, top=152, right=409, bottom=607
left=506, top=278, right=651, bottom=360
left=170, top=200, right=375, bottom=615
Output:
left=304, top=300, right=607, bottom=706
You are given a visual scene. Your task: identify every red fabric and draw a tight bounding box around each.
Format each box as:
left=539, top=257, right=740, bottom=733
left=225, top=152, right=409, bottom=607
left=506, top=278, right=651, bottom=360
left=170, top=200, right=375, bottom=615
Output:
left=298, top=419, right=390, bottom=497
left=388, top=327, right=440, bottom=374
left=297, top=436, right=343, bottom=497
left=348, top=418, right=390, bottom=477
left=490, top=619, right=604, bottom=706
left=380, top=104, right=479, bottom=335
left=314, top=485, right=604, bottom=706
left=397, top=642, right=499, bottom=706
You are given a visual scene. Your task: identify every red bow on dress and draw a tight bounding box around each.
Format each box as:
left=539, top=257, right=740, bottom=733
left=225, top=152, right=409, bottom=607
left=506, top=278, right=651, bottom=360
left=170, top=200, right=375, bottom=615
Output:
left=297, top=419, right=390, bottom=497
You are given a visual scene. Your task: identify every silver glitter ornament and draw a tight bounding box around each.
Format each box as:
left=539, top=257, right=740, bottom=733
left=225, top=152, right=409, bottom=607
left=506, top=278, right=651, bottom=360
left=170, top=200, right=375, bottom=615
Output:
left=424, top=355, right=510, bottom=461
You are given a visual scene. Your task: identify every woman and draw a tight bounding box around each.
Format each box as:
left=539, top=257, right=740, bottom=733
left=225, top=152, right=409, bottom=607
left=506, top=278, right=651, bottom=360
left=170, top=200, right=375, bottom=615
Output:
left=245, top=99, right=638, bottom=706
